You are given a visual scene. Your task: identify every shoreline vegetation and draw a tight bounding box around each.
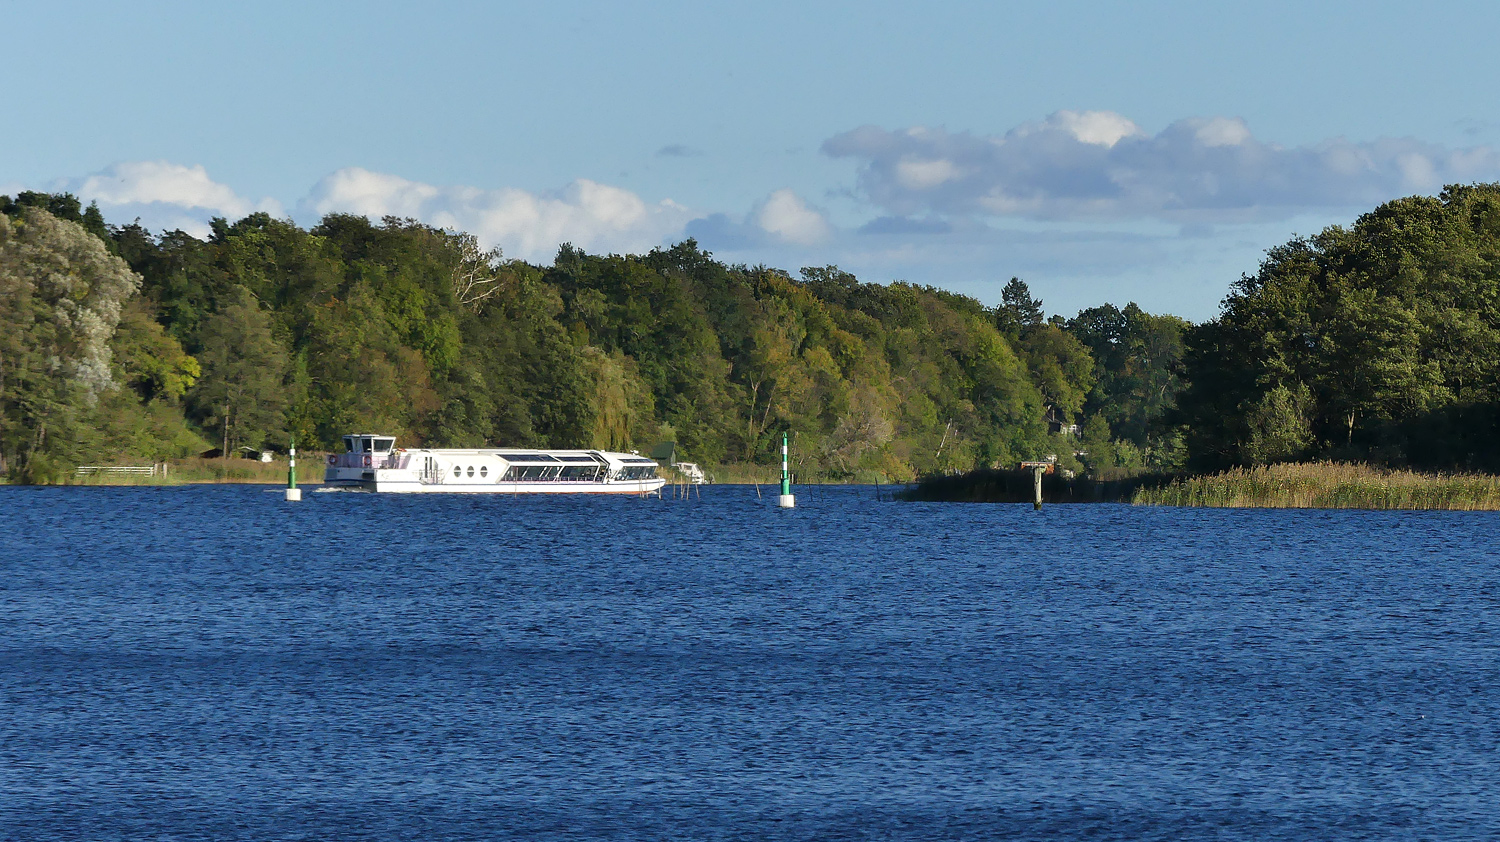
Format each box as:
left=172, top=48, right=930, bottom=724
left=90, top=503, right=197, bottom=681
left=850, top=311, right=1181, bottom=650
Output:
left=25, top=459, right=1500, bottom=510
left=1133, top=462, right=1500, bottom=510
left=897, top=467, right=1172, bottom=504
left=7, top=185, right=1500, bottom=488
left=40, top=457, right=318, bottom=486
left=903, top=462, right=1500, bottom=510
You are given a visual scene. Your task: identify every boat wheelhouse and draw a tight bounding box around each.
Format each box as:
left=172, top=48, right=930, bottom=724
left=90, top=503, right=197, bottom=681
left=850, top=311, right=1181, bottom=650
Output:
left=324, top=433, right=665, bottom=494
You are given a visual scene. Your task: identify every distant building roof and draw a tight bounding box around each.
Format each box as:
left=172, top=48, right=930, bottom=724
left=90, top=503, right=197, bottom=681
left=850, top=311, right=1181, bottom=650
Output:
left=649, top=441, right=677, bottom=464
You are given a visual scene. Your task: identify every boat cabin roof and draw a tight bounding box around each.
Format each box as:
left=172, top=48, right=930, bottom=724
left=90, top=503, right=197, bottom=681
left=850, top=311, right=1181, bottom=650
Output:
left=336, top=433, right=657, bottom=467
left=343, top=434, right=396, bottom=453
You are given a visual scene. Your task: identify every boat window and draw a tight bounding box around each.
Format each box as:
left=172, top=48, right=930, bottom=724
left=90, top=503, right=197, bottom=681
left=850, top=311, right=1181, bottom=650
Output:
left=505, top=465, right=558, bottom=481
left=374, top=438, right=393, bottom=453
left=343, top=436, right=355, bottom=453
left=360, top=437, right=373, bottom=453
left=560, top=465, right=600, bottom=481
left=452, top=465, right=461, bottom=477
left=480, top=466, right=488, bottom=478
left=466, top=466, right=475, bottom=478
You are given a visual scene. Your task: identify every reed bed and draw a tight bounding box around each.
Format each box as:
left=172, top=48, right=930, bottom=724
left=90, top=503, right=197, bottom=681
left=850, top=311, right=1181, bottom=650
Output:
left=63, top=456, right=321, bottom=486
left=1134, top=462, right=1500, bottom=510
left=169, top=457, right=319, bottom=484
left=697, top=464, right=890, bottom=485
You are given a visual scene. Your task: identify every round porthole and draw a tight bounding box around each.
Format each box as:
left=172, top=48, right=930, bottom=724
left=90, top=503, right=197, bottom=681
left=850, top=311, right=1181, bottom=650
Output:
left=452, top=465, right=460, bottom=477
left=466, top=466, right=475, bottom=477
left=480, top=466, right=488, bottom=478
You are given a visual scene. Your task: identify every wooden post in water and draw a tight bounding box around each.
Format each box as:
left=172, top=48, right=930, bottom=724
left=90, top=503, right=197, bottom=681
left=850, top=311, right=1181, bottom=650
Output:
left=1021, top=460, right=1050, bottom=511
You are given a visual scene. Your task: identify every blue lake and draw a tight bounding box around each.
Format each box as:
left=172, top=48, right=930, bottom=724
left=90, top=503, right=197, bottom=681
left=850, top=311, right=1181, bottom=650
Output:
left=2, top=484, right=1498, bottom=840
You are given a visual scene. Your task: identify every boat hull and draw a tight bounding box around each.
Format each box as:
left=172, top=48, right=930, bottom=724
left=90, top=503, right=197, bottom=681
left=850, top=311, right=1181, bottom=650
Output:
left=326, top=472, right=667, bottom=494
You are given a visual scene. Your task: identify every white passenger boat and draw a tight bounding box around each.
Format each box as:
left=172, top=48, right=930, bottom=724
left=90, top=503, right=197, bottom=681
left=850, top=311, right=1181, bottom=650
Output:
left=324, top=433, right=666, bottom=494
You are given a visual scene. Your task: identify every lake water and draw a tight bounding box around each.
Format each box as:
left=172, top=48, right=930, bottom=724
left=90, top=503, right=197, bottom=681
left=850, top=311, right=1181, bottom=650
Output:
left=2, top=484, right=1498, bottom=840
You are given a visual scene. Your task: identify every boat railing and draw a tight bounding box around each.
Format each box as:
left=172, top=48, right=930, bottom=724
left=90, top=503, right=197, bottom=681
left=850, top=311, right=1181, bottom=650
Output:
left=329, top=452, right=402, bottom=470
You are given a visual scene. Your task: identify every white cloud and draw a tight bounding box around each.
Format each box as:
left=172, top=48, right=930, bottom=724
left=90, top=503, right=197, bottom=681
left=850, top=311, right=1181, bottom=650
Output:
left=1193, top=116, right=1252, bottom=148
left=303, top=167, right=692, bottom=260
left=18, top=162, right=694, bottom=259
left=753, top=189, right=831, bottom=245
left=303, top=168, right=438, bottom=219
left=76, top=162, right=258, bottom=216
left=895, top=158, right=961, bottom=190
left=823, top=111, right=1500, bottom=222
left=1037, top=110, right=1142, bottom=147
left=682, top=189, right=835, bottom=252
left=53, top=161, right=283, bottom=237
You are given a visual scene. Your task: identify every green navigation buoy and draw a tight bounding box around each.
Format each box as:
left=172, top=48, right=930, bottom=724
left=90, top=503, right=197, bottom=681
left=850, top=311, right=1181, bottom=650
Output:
left=286, top=438, right=301, bottom=501
left=778, top=430, right=795, bottom=508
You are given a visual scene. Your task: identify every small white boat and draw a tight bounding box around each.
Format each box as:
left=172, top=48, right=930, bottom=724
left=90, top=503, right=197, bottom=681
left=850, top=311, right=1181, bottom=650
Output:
left=674, top=461, right=707, bottom=484
left=324, top=433, right=666, bottom=494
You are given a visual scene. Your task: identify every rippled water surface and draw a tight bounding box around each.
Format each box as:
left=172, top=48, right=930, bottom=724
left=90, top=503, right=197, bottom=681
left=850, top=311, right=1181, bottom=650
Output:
left=2, top=484, right=1499, bottom=840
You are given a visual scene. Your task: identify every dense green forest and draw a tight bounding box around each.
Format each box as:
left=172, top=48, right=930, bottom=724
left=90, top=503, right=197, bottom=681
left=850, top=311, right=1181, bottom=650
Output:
left=0, top=191, right=1185, bottom=483
left=1175, top=183, right=1500, bottom=472
left=4, top=184, right=1499, bottom=484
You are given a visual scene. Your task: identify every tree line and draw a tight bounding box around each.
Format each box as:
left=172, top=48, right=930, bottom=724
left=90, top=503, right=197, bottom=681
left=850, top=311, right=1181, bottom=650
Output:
left=4, top=183, right=1497, bottom=484
left=0, top=191, right=1188, bottom=483
left=1175, top=183, right=1500, bottom=472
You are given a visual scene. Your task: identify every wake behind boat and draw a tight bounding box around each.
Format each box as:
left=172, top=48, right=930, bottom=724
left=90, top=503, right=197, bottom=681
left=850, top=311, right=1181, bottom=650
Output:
left=324, top=433, right=665, bottom=494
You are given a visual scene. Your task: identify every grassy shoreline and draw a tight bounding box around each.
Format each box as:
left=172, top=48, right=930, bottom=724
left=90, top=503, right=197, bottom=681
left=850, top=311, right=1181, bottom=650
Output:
left=1134, top=462, right=1500, bottom=510
left=901, top=461, right=1500, bottom=510
left=53, top=456, right=320, bottom=486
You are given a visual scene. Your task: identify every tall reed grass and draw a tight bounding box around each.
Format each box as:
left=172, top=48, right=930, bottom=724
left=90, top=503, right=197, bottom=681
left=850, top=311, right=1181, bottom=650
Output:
left=63, top=456, right=320, bottom=486
left=1133, top=462, right=1500, bottom=510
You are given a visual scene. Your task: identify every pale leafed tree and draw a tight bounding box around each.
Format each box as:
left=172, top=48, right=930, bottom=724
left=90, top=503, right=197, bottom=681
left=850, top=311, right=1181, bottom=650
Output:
left=820, top=385, right=895, bottom=476
left=0, top=208, right=140, bottom=480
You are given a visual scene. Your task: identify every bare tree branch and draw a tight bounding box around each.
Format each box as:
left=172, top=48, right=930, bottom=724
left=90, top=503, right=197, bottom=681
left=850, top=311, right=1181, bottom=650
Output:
left=451, top=233, right=506, bottom=310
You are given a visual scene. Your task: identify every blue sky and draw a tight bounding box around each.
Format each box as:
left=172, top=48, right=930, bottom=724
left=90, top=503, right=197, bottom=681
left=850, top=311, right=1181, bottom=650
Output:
left=7, top=0, right=1500, bottom=320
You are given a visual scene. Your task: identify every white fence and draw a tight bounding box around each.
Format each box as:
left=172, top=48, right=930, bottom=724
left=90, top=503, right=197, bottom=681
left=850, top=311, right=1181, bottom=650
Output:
left=75, top=464, right=168, bottom=477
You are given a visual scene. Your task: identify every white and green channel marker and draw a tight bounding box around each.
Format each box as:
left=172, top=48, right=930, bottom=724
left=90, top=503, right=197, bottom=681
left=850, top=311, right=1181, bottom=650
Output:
left=778, top=431, right=795, bottom=508
left=286, top=440, right=301, bottom=501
